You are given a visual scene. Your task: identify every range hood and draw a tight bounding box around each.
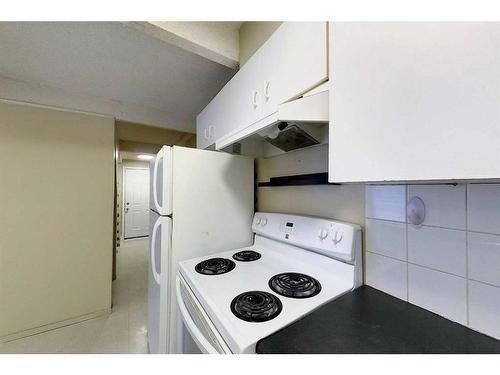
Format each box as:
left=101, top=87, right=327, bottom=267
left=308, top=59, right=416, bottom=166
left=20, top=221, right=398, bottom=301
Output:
left=216, top=82, right=329, bottom=156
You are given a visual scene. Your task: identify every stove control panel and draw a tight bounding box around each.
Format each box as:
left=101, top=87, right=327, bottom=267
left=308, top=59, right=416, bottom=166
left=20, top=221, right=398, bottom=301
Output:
left=252, top=212, right=361, bottom=264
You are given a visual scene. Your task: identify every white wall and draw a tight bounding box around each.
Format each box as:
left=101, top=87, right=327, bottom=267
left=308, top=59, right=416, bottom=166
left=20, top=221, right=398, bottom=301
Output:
left=365, top=183, right=500, bottom=340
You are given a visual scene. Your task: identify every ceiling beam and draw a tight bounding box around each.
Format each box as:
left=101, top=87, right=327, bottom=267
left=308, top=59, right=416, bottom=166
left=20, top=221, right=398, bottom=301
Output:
left=125, top=22, right=240, bottom=70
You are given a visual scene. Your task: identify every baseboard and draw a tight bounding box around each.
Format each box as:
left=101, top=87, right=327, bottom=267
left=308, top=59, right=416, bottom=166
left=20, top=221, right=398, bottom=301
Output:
left=0, top=308, right=111, bottom=344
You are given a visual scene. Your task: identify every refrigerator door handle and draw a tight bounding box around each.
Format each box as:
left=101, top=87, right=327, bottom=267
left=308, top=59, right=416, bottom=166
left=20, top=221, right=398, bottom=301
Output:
left=150, top=218, right=162, bottom=285
left=152, top=150, right=163, bottom=214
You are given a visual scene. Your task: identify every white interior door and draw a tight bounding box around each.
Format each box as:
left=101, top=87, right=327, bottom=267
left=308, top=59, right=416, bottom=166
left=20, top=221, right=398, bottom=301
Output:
left=124, top=167, right=150, bottom=239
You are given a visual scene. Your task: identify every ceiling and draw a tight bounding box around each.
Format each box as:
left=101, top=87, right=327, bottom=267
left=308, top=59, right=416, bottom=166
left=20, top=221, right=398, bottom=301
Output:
left=0, top=22, right=237, bottom=132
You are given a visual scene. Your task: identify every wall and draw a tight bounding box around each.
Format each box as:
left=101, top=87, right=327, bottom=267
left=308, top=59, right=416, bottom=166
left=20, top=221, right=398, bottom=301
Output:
left=256, top=145, right=365, bottom=230
left=116, top=120, right=196, bottom=152
left=365, top=183, right=500, bottom=340
left=0, top=100, right=114, bottom=340
left=239, top=22, right=282, bottom=66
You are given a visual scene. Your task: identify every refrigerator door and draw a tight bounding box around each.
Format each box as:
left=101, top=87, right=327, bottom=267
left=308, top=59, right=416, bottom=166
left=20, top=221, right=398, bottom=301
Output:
left=147, top=210, right=172, bottom=354
left=167, top=146, right=255, bottom=353
left=150, top=146, right=173, bottom=216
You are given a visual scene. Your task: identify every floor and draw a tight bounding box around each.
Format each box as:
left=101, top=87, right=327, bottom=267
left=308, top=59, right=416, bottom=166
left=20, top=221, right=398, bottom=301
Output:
left=0, top=238, right=150, bottom=354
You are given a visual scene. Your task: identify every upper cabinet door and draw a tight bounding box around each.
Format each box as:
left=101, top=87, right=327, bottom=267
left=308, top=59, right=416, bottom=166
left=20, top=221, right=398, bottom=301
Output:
left=223, top=49, right=263, bottom=134
left=196, top=99, right=216, bottom=149
left=329, top=23, right=500, bottom=183
left=261, top=22, right=328, bottom=118
left=196, top=86, right=230, bottom=149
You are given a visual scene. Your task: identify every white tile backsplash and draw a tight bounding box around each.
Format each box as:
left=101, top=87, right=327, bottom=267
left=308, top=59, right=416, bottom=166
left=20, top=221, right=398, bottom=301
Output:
left=408, top=264, right=467, bottom=325
left=408, top=185, right=466, bottom=229
left=468, top=281, right=500, bottom=340
left=468, top=184, right=500, bottom=235
left=366, top=218, right=406, bottom=261
left=366, top=185, right=406, bottom=222
left=468, top=232, right=500, bottom=287
left=365, top=183, right=500, bottom=340
left=366, top=251, right=407, bottom=301
left=408, top=226, right=466, bottom=276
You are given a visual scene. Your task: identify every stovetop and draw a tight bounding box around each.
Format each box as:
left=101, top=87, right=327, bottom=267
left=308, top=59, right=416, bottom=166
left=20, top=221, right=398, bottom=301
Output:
left=178, top=235, right=356, bottom=353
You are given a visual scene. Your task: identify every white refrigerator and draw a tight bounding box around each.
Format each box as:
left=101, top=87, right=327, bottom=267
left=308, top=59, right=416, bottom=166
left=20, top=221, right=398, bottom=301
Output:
left=148, top=146, right=254, bottom=354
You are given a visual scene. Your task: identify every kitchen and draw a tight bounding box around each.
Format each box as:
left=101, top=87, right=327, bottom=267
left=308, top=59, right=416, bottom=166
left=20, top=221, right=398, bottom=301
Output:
left=1, top=1, right=499, bottom=373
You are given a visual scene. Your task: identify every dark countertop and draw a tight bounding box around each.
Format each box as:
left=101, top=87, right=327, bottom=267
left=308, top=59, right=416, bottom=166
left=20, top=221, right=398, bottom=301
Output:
left=256, top=286, right=500, bottom=354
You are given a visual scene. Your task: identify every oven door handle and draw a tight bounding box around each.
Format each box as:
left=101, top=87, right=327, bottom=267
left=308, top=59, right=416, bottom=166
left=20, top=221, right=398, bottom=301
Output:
left=175, top=276, right=219, bottom=354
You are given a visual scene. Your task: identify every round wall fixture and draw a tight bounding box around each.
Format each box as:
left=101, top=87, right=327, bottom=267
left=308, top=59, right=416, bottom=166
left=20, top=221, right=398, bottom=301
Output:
left=407, top=196, right=426, bottom=226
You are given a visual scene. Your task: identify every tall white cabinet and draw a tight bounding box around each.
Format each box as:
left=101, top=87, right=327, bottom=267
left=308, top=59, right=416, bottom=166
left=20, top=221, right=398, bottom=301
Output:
left=329, top=23, right=500, bottom=182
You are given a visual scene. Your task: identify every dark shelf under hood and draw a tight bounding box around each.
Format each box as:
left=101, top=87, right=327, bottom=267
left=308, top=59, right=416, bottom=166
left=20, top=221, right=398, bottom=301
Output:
left=258, top=173, right=341, bottom=187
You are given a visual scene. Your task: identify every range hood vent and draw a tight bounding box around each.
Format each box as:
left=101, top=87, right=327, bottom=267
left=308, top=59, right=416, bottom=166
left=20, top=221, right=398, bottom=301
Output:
left=216, top=82, right=329, bottom=156
left=262, top=122, right=321, bottom=152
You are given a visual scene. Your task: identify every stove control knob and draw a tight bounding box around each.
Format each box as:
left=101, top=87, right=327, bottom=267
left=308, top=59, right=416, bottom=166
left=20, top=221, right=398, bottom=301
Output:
left=255, top=216, right=262, bottom=225
left=318, top=227, right=328, bottom=240
left=332, top=231, right=343, bottom=245
left=261, top=217, right=268, bottom=226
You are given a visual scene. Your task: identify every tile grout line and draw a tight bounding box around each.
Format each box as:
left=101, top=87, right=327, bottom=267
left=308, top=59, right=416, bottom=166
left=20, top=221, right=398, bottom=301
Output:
left=405, top=185, right=409, bottom=302
left=366, top=250, right=500, bottom=290
left=465, top=183, right=470, bottom=327
left=367, top=218, right=500, bottom=237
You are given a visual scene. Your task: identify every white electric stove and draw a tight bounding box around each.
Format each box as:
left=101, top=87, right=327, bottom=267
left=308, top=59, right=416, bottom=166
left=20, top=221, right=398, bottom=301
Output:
left=176, top=212, right=362, bottom=354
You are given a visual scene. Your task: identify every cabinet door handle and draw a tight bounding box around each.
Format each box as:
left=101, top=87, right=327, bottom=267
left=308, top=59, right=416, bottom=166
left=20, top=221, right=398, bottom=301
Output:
left=252, top=90, right=259, bottom=108
left=264, top=81, right=270, bottom=101
left=209, top=125, right=215, bottom=139
left=204, top=127, right=210, bottom=140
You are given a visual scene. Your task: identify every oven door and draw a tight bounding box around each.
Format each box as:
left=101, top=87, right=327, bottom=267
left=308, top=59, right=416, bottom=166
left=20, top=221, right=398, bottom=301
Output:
left=176, top=274, right=232, bottom=354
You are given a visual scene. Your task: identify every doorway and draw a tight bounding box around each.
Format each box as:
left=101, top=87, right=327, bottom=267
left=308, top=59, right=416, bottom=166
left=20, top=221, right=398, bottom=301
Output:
left=123, top=167, right=150, bottom=239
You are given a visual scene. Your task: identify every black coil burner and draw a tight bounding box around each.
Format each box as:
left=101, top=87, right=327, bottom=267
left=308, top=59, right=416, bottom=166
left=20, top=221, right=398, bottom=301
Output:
left=269, top=272, right=322, bottom=298
left=232, top=250, right=261, bottom=262
left=230, top=291, right=282, bottom=322
left=195, top=258, right=236, bottom=275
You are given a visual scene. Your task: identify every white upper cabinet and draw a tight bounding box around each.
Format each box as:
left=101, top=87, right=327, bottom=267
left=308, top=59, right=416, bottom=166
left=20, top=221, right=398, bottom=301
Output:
left=196, top=95, right=218, bottom=149
left=196, top=22, right=328, bottom=150
left=223, top=47, right=264, bottom=134
left=329, top=23, right=500, bottom=183
left=196, top=81, right=231, bottom=149
left=260, top=22, right=328, bottom=118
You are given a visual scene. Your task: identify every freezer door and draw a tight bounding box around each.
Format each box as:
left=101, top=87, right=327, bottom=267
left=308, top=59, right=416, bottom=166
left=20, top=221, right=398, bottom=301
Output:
left=147, top=211, right=172, bottom=354
left=170, top=146, right=254, bottom=257
left=150, top=146, right=172, bottom=215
